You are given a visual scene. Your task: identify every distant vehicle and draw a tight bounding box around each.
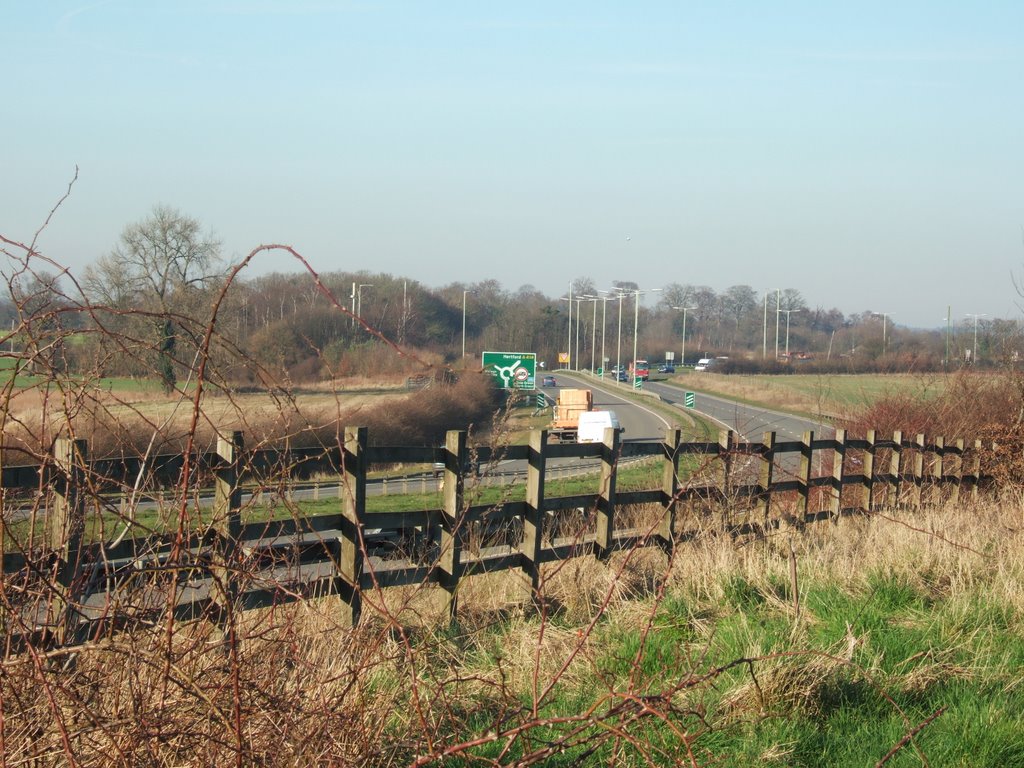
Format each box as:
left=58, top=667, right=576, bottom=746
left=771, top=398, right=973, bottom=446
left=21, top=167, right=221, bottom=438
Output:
left=616, top=370, right=628, bottom=382
left=576, top=410, right=623, bottom=443
left=542, top=375, right=557, bottom=387
left=694, top=358, right=714, bottom=372
left=628, top=359, right=650, bottom=381
left=658, top=364, right=675, bottom=373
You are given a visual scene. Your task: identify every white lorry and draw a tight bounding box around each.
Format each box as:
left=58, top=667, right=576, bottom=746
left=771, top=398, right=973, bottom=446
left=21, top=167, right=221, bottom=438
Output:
left=576, top=410, right=623, bottom=443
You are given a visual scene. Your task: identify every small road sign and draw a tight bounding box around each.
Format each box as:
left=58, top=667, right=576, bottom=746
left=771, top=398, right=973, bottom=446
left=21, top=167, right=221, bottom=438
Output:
left=633, top=378, right=643, bottom=390
left=684, top=391, right=695, bottom=408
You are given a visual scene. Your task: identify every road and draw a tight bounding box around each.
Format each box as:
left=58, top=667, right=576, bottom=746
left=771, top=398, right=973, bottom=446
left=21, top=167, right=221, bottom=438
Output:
left=609, top=376, right=832, bottom=443
left=549, top=371, right=832, bottom=442
left=541, top=373, right=672, bottom=442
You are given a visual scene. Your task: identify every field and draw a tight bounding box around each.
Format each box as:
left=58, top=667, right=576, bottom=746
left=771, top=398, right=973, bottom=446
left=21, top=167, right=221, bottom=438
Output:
left=663, top=371, right=951, bottom=421
left=0, top=374, right=417, bottom=457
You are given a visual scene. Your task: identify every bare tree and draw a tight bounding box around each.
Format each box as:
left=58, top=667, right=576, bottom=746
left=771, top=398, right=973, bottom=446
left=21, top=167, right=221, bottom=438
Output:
left=84, top=205, right=223, bottom=392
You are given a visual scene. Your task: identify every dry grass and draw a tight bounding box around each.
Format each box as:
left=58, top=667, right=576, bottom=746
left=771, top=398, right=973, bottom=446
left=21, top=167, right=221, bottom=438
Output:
left=672, top=371, right=950, bottom=421
left=1, top=486, right=1022, bottom=765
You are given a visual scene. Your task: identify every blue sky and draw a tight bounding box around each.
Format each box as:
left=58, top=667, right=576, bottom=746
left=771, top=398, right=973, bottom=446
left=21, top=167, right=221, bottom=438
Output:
left=3, top=1, right=1023, bottom=327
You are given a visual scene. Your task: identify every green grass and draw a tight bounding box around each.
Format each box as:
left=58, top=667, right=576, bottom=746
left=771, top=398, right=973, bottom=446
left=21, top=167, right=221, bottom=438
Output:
left=0, top=366, right=170, bottom=393
left=444, top=558, right=1024, bottom=767
left=4, top=457, right=670, bottom=547
left=666, top=372, right=949, bottom=421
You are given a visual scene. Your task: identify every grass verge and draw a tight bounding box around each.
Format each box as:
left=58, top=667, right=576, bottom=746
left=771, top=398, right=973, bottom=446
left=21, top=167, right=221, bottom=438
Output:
left=4, top=489, right=1021, bottom=765
left=661, top=371, right=950, bottom=423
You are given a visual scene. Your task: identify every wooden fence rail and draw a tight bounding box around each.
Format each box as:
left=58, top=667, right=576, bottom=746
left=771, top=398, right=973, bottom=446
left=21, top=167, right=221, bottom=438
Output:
left=0, top=427, right=993, bottom=645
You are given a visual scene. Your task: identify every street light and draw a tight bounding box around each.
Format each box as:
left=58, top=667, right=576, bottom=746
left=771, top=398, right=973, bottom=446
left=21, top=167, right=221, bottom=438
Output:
left=574, top=296, right=585, bottom=372
left=673, top=306, right=696, bottom=367
left=462, top=289, right=475, bottom=358
left=615, top=289, right=625, bottom=376
left=965, top=313, right=986, bottom=364
left=872, top=312, right=890, bottom=356
left=558, top=282, right=574, bottom=370
left=944, top=306, right=951, bottom=372
left=354, top=283, right=373, bottom=328
left=597, top=290, right=611, bottom=378
left=779, top=308, right=801, bottom=358
left=630, top=287, right=662, bottom=385
left=774, top=288, right=781, bottom=360
left=580, top=295, right=600, bottom=372
left=763, top=291, right=768, bottom=359
left=567, top=281, right=573, bottom=369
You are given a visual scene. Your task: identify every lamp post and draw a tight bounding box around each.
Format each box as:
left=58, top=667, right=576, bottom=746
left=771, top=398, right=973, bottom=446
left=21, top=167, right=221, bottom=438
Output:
left=965, top=313, right=986, bottom=365
left=615, top=290, right=625, bottom=376
left=559, top=282, right=577, bottom=369
left=872, top=312, right=890, bottom=356
left=461, top=289, right=475, bottom=358
left=574, top=296, right=585, bottom=372
left=355, top=283, right=373, bottom=329
left=567, top=281, right=573, bottom=369
left=673, top=306, right=696, bottom=367
left=580, top=295, right=599, bottom=373
left=945, top=306, right=951, bottom=372
left=630, top=287, right=662, bottom=385
left=597, top=290, right=610, bottom=378
left=763, top=291, right=768, bottom=359
left=774, top=288, right=781, bottom=361
left=780, top=308, right=801, bottom=358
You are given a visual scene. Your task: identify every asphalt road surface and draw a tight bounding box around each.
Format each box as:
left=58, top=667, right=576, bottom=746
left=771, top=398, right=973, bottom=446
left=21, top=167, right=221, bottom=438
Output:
left=642, top=378, right=833, bottom=442
left=540, top=374, right=672, bottom=442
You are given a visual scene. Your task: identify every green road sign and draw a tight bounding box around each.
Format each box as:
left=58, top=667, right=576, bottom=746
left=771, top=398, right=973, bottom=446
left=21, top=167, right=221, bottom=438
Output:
left=633, top=378, right=643, bottom=390
left=684, top=391, right=695, bottom=408
left=597, top=367, right=603, bottom=376
left=481, top=351, right=537, bottom=390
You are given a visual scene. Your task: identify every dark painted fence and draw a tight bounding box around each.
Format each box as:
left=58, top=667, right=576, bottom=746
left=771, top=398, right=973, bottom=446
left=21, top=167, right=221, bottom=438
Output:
left=0, top=427, right=992, bottom=646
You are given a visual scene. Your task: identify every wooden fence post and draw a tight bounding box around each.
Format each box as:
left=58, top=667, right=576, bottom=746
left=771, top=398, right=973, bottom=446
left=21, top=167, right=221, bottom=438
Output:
left=756, top=432, right=776, bottom=528
left=950, top=438, right=964, bottom=504
left=889, top=430, right=903, bottom=508
left=660, top=428, right=681, bottom=553
left=718, top=430, right=734, bottom=530
left=830, top=429, right=847, bottom=522
left=439, top=430, right=467, bottom=624
left=861, top=430, right=876, bottom=513
left=339, top=426, right=367, bottom=628
left=931, top=436, right=945, bottom=507
left=912, top=433, right=926, bottom=509
left=49, top=437, right=88, bottom=642
left=595, top=426, right=620, bottom=559
left=718, top=429, right=734, bottom=494
left=796, top=431, right=814, bottom=524
left=969, top=439, right=983, bottom=501
left=521, top=430, right=547, bottom=607
left=213, top=431, right=244, bottom=622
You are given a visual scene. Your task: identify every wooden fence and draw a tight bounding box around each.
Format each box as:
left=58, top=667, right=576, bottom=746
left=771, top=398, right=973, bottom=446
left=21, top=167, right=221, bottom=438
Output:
left=0, top=426, right=993, bottom=646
